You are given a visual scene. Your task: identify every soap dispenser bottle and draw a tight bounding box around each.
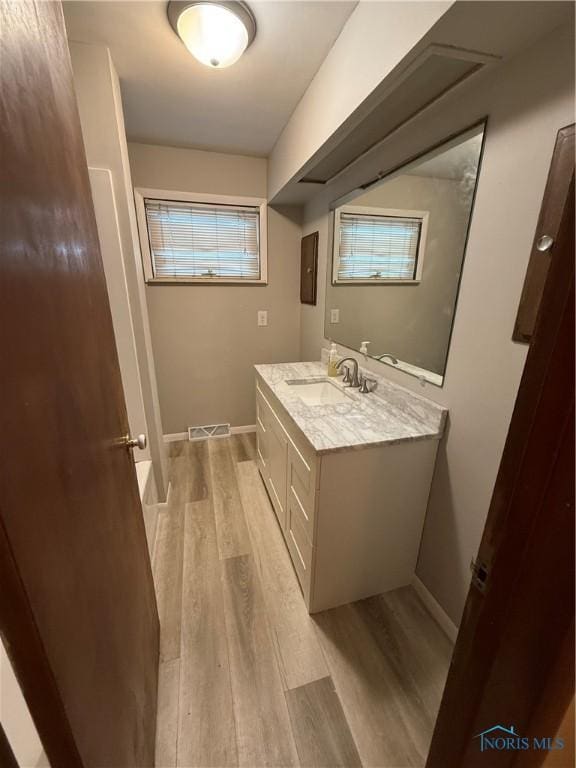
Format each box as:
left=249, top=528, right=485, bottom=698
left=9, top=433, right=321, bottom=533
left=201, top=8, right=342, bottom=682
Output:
left=360, top=341, right=370, bottom=359
left=328, top=342, right=339, bottom=377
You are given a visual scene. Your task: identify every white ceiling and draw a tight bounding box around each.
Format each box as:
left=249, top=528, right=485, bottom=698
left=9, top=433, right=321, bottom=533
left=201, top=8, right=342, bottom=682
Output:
left=63, top=0, right=356, bottom=156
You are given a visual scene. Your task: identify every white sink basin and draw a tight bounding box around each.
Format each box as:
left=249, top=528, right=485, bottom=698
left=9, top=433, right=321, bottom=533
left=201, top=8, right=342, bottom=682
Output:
left=284, top=378, right=352, bottom=406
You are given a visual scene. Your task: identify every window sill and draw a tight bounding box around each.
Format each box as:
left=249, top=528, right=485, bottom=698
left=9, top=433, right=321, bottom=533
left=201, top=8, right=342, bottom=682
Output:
left=146, top=278, right=268, bottom=286
left=332, top=279, right=422, bottom=286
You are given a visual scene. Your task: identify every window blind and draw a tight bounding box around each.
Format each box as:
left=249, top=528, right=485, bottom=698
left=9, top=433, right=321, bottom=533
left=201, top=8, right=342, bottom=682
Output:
left=144, top=198, right=261, bottom=280
left=337, top=212, right=422, bottom=281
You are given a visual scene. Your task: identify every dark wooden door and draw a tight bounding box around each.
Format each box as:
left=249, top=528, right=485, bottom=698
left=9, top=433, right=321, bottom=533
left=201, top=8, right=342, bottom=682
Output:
left=0, top=2, right=159, bottom=766
left=513, top=124, right=574, bottom=343
left=426, top=160, right=575, bottom=762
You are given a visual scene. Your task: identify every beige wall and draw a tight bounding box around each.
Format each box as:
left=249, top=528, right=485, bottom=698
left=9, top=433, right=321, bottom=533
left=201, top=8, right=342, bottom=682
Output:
left=300, top=22, right=575, bottom=625
left=128, top=143, right=301, bottom=434
left=326, top=174, right=472, bottom=374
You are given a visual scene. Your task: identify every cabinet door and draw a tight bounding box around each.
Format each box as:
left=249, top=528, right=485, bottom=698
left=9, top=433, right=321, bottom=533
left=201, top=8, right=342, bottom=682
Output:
left=266, top=407, right=289, bottom=529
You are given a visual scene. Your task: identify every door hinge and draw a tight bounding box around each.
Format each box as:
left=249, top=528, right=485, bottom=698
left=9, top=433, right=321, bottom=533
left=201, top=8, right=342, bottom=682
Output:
left=470, top=557, right=490, bottom=593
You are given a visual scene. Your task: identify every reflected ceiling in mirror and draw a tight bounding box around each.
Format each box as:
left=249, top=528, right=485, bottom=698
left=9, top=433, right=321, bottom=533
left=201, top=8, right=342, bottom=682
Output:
left=325, top=122, right=486, bottom=386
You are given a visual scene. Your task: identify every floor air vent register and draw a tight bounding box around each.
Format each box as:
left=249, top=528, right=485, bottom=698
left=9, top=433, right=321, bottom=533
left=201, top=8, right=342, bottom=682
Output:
left=188, top=423, right=231, bottom=441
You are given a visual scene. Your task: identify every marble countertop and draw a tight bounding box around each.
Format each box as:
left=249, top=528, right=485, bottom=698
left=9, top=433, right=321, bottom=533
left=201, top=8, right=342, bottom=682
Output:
left=254, top=361, right=447, bottom=455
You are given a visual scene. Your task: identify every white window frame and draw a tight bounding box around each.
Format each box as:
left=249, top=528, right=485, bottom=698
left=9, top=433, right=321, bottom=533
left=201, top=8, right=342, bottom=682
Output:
left=332, top=204, right=429, bottom=285
left=134, top=187, right=268, bottom=285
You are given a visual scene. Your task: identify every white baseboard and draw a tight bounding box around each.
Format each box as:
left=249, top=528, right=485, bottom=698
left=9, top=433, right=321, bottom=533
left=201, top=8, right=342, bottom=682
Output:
left=412, top=576, right=458, bottom=643
left=164, top=425, right=256, bottom=443
left=164, top=432, right=187, bottom=442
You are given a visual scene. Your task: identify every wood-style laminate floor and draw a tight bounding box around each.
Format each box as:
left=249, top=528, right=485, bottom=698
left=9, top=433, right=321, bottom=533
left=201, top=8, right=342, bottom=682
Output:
left=152, top=436, right=453, bottom=768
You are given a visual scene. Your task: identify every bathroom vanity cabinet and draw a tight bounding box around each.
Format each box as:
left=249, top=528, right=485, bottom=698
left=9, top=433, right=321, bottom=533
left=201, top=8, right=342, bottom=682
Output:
left=255, top=364, right=446, bottom=613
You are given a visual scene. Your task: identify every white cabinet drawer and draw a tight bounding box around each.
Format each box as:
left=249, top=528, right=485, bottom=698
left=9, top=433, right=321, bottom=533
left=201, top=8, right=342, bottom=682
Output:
left=287, top=443, right=316, bottom=538
left=286, top=502, right=313, bottom=600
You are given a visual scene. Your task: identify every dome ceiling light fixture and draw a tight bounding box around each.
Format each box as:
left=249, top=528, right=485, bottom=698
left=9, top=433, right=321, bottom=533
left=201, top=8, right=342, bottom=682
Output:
left=167, top=1, right=257, bottom=69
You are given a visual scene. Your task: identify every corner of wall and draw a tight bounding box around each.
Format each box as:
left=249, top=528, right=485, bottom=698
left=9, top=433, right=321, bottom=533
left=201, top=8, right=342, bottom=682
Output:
left=108, top=62, right=169, bottom=499
left=268, top=1, right=452, bottom=199
left=69, top=39, right=169, bottom=499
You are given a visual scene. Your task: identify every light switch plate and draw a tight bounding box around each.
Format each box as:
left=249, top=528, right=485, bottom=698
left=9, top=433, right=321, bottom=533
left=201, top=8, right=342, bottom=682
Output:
left=330, top=309, right=340, bottom=323
left=257, top=310, right=268, bottom=326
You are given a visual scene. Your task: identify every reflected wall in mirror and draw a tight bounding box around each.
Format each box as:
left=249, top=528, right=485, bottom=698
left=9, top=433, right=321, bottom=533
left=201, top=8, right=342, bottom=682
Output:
left=325, top=123, right=485, bottom=386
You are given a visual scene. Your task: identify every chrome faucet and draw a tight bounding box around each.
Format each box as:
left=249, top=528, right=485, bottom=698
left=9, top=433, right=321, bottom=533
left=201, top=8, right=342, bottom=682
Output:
left=376, top=353, right=399, bottom=365
left=336, top=357, right=360, bottom=387
left=358, top=374, right=377, bottom=394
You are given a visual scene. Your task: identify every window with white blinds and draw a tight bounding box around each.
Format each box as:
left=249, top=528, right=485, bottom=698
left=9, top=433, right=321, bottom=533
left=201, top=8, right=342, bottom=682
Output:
left=334, top=210, right=425, bottom=282
left=141, top=196, right=265, bottom=282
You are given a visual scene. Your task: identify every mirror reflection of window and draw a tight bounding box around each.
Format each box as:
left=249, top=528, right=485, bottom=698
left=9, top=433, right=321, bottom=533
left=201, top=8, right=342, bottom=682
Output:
left=334, top=208, right=428, bottom=283
left=326, top=123, right=485, bottom=386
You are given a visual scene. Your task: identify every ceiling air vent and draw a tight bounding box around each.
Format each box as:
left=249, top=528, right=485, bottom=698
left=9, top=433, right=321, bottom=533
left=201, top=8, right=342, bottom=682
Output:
left=300, top=45, right=499, bottom=185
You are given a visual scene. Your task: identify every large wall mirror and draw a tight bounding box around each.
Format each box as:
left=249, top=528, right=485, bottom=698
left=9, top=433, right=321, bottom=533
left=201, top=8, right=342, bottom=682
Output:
left=325, top=122, right=486, bottom=386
